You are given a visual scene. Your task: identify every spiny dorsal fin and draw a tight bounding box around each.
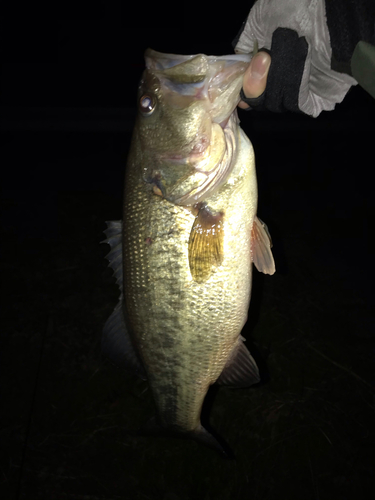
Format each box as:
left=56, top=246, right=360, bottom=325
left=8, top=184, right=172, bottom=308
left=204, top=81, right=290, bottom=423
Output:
left=102, top=220, right=123, bottom=290
left=101, top=221, right=146, bottom=379
left=188, top=205, right=224, bottom=283
left=251, top=216, right=276, bottom=275
left=217, top=337, right=260, bottom=387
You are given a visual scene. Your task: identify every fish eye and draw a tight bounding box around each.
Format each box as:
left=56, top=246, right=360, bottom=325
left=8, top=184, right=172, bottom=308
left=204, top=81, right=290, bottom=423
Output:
left=139, top=94, right=156, bottom=115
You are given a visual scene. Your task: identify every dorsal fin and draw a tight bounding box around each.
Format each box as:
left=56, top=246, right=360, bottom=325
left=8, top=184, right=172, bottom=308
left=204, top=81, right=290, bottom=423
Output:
left=102, top=296, right=147, bottom=380
left=101, top=221, right=147, bottom=379
left=102, top=220, right=123, bottom=290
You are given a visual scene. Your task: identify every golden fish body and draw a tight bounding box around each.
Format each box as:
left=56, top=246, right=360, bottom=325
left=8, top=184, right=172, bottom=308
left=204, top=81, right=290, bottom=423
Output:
left=103, top=49, right=275, bottom=452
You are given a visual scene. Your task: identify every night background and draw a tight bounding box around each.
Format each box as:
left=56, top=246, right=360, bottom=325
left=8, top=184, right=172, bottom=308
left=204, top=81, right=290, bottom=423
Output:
left=1, top=3, right=374, bottom=499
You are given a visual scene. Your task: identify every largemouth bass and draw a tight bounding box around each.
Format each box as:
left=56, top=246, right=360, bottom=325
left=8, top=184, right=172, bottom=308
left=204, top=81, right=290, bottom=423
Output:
left=102, top=48, right=275, bottom=454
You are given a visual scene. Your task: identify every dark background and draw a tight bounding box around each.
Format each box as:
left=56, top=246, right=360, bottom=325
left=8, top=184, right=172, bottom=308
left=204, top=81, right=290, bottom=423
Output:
left=1, top=3, right=374, bottom=500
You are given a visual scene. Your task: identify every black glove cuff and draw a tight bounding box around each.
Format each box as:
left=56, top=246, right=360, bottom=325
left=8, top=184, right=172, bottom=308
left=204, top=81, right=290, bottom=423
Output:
left=239, top=28, right=308, bottom=113
left=240, top=87, right=266, bottom=110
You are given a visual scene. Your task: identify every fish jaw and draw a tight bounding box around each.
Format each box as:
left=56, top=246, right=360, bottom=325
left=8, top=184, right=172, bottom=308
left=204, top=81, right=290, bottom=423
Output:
left=144, top=48, right=251, bottom=117
left=136, top=50, right=252, bottom=206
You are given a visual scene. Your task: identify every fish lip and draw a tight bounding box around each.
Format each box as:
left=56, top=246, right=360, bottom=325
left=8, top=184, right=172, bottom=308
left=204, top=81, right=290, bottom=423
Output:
left=145, top=48, right=252, bottom=69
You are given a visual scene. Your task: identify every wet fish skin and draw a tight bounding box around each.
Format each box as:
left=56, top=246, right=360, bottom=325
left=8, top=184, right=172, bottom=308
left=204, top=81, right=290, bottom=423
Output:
left=102, top=48, right=275, bottom=453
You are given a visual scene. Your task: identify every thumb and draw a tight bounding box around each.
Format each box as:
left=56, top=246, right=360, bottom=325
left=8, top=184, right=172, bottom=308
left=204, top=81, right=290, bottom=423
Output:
left=239, top=51, right=271, bottom=109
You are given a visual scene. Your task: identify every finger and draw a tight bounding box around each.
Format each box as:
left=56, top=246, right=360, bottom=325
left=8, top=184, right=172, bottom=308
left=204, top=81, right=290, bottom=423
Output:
left=239, top=51, right=271, bottom=109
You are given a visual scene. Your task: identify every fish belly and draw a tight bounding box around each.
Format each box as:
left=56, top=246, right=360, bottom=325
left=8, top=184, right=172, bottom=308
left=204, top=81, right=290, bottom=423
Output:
left=123, top=128, right=257, bottom=432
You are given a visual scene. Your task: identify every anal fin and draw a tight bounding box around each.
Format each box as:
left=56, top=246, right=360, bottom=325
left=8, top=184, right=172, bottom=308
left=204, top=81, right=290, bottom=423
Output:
left=217, top=337, right=260, bottom=387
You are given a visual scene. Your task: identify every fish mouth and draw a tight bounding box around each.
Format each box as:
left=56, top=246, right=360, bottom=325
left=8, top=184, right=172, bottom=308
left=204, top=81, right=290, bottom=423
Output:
left=159, top=134, right=210, bottom=164
left=153, top=114, right=239, bottom=206
left=144, top=50, right=251, bottom=206
left=160, top=113, right=233, bottom=166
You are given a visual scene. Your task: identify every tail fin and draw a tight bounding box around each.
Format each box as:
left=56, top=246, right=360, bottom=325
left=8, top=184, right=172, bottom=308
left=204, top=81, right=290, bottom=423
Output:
left=190, top=424, right=233, bottom=458
left=139, top=417, right=233, bottom=458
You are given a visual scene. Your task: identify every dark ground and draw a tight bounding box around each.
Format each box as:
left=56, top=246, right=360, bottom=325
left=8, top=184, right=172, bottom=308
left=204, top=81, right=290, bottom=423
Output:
left=1, top=8, right=375, bottom=500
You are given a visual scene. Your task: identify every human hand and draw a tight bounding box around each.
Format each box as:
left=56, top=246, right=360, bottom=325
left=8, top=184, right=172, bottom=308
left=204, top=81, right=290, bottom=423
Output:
left=238, top=51, right=271, bottom=109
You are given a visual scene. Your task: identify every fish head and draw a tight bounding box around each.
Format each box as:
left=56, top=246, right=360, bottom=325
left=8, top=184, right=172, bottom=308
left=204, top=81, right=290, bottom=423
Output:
left=135, top=48, right=252, bottom=205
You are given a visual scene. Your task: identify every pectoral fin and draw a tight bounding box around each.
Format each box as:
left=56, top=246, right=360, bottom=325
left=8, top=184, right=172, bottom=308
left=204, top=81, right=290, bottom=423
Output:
left=217, top=336, right=260, bottom=387
left=251, top=216, right=276, bottom=275
left=188, top=205, right=224, bottom=283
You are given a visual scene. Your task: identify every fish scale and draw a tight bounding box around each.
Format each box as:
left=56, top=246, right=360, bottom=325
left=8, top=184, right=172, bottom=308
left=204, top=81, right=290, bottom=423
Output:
left=122, top=128, right=257, bottom=432
left=102, top=49, right=275, bottom=453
